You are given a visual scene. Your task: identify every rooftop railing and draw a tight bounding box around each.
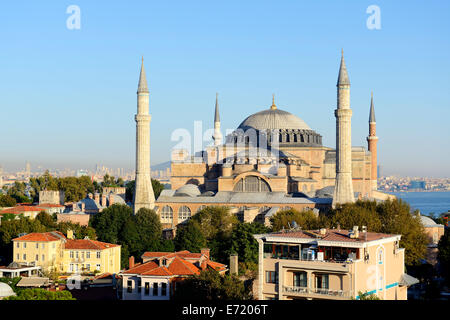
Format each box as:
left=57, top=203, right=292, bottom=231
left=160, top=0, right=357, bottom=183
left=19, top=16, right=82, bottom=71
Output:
left=283, top=285, right=352, bottom=299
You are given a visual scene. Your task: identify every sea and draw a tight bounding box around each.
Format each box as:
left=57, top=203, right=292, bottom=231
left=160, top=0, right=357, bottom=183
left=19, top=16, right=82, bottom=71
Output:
left=390, top=191, right=450, bottom=216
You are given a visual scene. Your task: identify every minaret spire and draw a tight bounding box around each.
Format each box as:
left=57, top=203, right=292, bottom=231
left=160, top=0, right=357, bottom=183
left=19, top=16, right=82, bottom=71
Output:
left=333, top=50, right=355, bottom=207
left=137, top=56, right=149, bottom=94
left=213, top=92, right=223, bottom=146
left=134, top=57, right=155, bottom=213
left=367, top=92, right=379, bottom=191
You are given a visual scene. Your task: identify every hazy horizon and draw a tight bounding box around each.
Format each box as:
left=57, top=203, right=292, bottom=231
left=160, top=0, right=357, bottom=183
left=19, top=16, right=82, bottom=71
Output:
left=1, top=1, right=449, bottom=178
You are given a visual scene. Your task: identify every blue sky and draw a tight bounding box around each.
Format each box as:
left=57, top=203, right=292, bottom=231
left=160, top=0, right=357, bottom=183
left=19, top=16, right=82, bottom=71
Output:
left=0, top=0, right=449, bottom=177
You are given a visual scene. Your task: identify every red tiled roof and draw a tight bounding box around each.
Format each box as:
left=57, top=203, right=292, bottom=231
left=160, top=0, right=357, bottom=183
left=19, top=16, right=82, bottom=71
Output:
left=126, top=250, right=226, bottom=277
left=64, top=239, right=120, bottom=250
left=1, top=206, right=45, bottom=214
left=268, top=229, right=396, bottom=243
left=37, top=203, right=65, bottom=208
left=13, top=231, right=66, bottom=242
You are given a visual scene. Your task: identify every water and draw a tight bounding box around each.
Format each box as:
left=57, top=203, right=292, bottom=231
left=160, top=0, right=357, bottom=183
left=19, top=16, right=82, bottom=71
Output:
left=390, top=191, right=450, bottom=215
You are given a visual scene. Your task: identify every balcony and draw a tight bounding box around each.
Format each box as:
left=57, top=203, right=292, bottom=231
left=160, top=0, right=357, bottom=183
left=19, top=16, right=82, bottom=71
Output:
left=283, top=285, right=352, bottom=300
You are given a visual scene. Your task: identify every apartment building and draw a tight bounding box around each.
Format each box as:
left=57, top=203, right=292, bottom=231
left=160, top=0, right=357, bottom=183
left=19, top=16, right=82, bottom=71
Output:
left=12, top=230, right=121, bottom=274
left=254, top=226, right=417, bottom=300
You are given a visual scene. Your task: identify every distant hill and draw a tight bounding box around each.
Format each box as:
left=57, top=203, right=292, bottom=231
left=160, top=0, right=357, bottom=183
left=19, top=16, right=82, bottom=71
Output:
left=151, top=161, right=171, bottom=171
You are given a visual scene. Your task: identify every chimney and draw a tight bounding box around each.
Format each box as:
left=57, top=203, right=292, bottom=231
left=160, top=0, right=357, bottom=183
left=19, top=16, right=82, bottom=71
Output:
left=101, top=194, right=107, bottom=207
left=129, top=256, right=135, bottom=269
left=337, top=223, right=341, bottom=231
left=229, top=254, right=238, bottom=275
left=88, top=193, right=93, bottom=199
left=320, top=228, right=327, bottom=235
left=67, top=229, right=74, bottom=240
left=94, top=193, right=100, bottom=203
left=201, top=248, right=210, bottom=260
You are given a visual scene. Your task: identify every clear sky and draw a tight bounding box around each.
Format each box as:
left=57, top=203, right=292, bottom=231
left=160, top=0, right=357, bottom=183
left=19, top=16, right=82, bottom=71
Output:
left=0, top=0, right=449, bottom=177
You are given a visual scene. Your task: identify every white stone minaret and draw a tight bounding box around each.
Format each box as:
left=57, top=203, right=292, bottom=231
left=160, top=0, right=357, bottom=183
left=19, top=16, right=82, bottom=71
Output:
left=212, top=93, right=222, bottom=146
left=332, top=50, right=355, bottom=207
left=133, top=57, right=155, bottom=213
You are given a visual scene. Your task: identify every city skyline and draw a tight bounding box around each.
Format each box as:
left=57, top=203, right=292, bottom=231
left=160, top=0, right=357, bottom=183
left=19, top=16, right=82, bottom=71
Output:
left=0, top=1, right=449, bottom=177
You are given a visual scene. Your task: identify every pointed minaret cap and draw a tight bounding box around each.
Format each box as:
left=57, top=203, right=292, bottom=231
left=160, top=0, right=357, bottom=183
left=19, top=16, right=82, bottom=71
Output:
left=369, top=91, right=376, bottom=123
left=337, top=49, right=350, bottom=86
left=214, top=93, right=220, bottom=123
left=270, top=94, right=277, bottom=110
left=137, top=56, right=149, bottom=93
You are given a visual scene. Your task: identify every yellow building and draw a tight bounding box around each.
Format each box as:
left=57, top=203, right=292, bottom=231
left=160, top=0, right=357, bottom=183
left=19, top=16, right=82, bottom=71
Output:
left=12, top=231, right=121, bottom=275
left=254, top=226, right=418, bottom=300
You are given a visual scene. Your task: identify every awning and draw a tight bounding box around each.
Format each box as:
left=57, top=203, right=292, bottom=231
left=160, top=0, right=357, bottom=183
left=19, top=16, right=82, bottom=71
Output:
left=16, top=277, right=50, bottom=287
left=399, top=274, right=419, bottom=287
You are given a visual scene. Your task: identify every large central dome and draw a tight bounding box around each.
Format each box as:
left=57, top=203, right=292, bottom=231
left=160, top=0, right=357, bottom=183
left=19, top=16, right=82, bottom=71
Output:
left=238, top=108, right=311, bottom=131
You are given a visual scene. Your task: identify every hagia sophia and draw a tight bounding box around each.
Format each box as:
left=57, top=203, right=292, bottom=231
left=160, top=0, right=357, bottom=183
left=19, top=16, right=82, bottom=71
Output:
left=132, top=52, right=393, bottom=232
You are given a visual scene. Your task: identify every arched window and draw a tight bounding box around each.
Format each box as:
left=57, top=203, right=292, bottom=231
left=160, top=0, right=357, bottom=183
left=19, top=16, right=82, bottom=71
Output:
left=178, top=206, right=191, bottom=223
left=161, top=206, right=173, bottom=224
left=233, top=175, right=272, bottom=192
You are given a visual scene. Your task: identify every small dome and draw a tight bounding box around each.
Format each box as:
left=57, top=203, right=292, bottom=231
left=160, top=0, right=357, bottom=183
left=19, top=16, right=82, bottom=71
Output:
left=238, top=108, right=311, bottom=131
left=0, top=282, right=16, bottom=299
left=174, top=184, right=201, bottom=197
left=419, top=215, right=439, bottom=227
left=315, top=186, right=335, bottom=198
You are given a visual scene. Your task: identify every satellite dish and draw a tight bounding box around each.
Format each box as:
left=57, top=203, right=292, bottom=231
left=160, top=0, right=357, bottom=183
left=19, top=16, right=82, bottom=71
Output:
left=292, top=221, right=298, bottom=229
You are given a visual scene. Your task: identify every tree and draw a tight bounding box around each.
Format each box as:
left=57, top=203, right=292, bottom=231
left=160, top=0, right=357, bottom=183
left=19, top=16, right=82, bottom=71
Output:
left=355, top=291, right=381, bottom=300
left=35, top=211, right=57, bottom=229
left=7, top=182, right=32, bottom=203
left=125, top=179, right=165, bottom=202
left=329, top=200, right=382, bottom=232
left=173, top=269, right=252, bottom=300
left=227, top=222, right=269, bottom=274
left=0, top=194, right=16, bottom=207
left=5, top=288, right=75, bottom=300
left=152, top=179, right=165, bottom=200
left=190, top=206, right=238, bottom=263
left=271, top=208, right=320, bottom=232
left=174, top=220, right=207, bottom=253
left=376, top=199, right=427, bottom=266
left=438, top=228, right=450, bottom=286
left=90, top=204, right=163, bottom=268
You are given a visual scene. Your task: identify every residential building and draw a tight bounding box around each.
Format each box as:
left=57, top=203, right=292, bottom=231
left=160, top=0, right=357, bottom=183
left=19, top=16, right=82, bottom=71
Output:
left=120, top=249, right=227, bottom=300
left=254, top=226, right=417, bottom=300
left=12, top=231, right=121, bottom=274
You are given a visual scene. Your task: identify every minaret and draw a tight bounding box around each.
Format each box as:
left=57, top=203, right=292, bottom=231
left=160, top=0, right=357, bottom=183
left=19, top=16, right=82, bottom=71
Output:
left=133, top=57, right=155, bottom=213
left=367, top=92, right=378, bottom=190
left=332, top=50, right=355, bottom=207
left=212, top=93, right=222, bottom=146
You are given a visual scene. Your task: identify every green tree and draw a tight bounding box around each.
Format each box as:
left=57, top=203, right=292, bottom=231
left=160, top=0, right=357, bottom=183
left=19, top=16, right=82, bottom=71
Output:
left=35, top=211, right=57, bottom=229
left=228, top=222, right=269, bottom=273
left=173, top=269, right=252, bottom=300
left=90, top=204, right=163, bottom=268
left=438, top=228, right=450, bottom=286
left=174, top=220, right=207, bottom=253
left=376, top=199, right=427, bottom=266
left=125, top=179, right=165, bottom=202
left=355, top=291, right=381, bottom=300
left=7, top=182, right=32, bottom=203
left=329, top=200, right=382, bottom=232
left=0, top=194, right=16, bottom=207
left=270, top=208, right=320, bottom=232
left=5, top=288, right=75, bottom=300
